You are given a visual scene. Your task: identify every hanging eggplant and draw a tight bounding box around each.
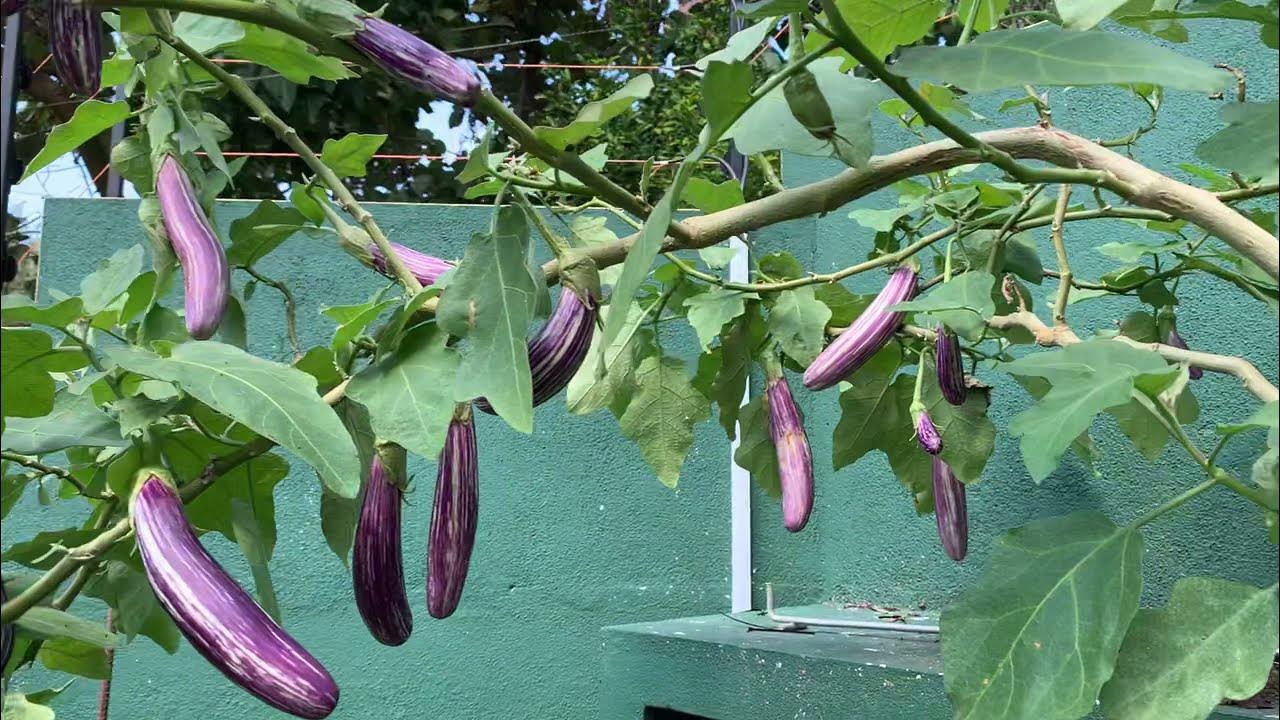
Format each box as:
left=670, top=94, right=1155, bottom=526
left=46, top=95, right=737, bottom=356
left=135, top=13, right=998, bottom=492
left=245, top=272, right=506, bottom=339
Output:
left=931, top=457, right=968, bottom=562
left=935, top=326, right=967, bottom=405
left=49, top=0, right=101, bottom=95
left=766, top=364, right=814, bottom=532
left=803, top=266, right=918, bottom=390
left=155, top=155, right=230, bottom=340
left=427, top=406, right=478, bottom=619
left=353, top=446, right=413, bottom=646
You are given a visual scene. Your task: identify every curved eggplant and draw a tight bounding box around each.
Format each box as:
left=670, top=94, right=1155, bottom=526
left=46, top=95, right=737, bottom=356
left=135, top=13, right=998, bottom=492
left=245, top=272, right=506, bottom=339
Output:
left=915, top=409, right=943, bottom=455
left=353, top=447, right=412, bottom=646
left=351, top=17, right=480, bottom=106
left=935, top=327, right=967, bottom=405
left=370, top=242, right=454, bottom=288
left=131, top=475, right=338, bottom=718
left=427, top=406, right=478, bottom=619
left=155, top=155, right=230, bottom=340
left=766, top=370, right=814, bottom=532
left=931, top=457, right=968, bottom=562
left=803, top=267, right=917, bottom=390
left=49, top=0, right=101, bottom=95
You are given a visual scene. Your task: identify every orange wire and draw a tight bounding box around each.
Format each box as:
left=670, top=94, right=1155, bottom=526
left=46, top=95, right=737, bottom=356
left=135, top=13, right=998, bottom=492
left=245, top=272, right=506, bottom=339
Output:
left=32, top=53, right=53, bottom=74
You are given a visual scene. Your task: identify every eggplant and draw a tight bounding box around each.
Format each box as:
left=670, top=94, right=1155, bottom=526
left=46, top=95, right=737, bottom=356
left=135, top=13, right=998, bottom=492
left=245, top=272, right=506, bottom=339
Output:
left=803, top=267, right=917, bottom=390
left=49, top=0, right=101, bottom=95
left=155, top=155, right=230, bottom=340
left=1163, top=327, right=1204, bottom=380
left=766, top=370, right=814, bottom=532
left=350, top=17, right=480, bottom=106
left=1, top=583, right=13, bottom=670
left=131, top=475, right=338, bottom=718
left=935, top=327, right=967, bottom=405
left=475, top=288, right=596, bottom=414
left=353, top=447, right=412, bottom=646
left=915, top=409, right=943, bottom=455
left=370, top=242, right=454, bottom=288
left=427, top=406, right=478, bottom=619
left=931, top=456, right=968, bottom=562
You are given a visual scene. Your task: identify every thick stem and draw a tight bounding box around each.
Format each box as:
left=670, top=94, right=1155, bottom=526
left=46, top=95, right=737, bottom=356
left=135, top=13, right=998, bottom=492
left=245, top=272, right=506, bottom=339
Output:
left=1, top=452, right=111, bottom=501
left=1049, top=184, right=1074, bottom=327
left=956, top=0, right=983, bottom=46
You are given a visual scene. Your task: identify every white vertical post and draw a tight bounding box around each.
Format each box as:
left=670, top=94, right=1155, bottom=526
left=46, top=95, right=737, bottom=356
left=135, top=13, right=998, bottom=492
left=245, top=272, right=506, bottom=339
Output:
left=728, top=233, right=752, bottom=612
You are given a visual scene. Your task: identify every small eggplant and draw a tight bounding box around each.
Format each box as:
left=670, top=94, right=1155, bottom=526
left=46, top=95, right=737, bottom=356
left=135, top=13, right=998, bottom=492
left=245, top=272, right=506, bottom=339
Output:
left=766, top=368, right=814, bottom=532
left=351, top=17, right=480, bottom=105
left=427, top=406, right=478, bottom=619
left=931, top=457, right=968, bottom=562
left=915, top=409, right=943, bottom=455
left=935, top=327, right=967, bottom=405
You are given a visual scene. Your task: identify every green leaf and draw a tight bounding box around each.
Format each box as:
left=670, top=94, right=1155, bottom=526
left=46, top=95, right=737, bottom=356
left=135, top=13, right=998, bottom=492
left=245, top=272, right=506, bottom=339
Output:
left=941, top=511, right=1144, bottom=720
left=1, top=693, right=56, bottom=719
left=727, top=58, right=881, bottom=166
left=567, top=303, right=654, bottom=416
left=84, top=560, right=180, bottom=653
left=698, top=247, right=739, bottom=270
left=815, top=283, right=869, bottom=327
left=225, top=25, right=354, bottom=83
left=38, top=637, right=111, bottom=679
left=0, top=296, right=85, bottom=328
left=21, top=101, right=132, bottom=181
left=1196, top=101, right=1280, bottom=184
left=832, top=343, right=905, bottom=472
left=2, top=391, right=124, bottom=455
left=1099, top=578, right=1280, bottom=720
left=955, top=0, right=1012, bottom=31
left=347, top=324, right=460, bottom=460
left=684, top=288, right=755, bottom=351
left=758, top=251, right=805, bottom=280
left=849, top=205, right=915, bottom=232
left=80, top=245, right=145, bottom=315
left=768, top=287, right=832, bottom=366
left=230, top=498, right=281, bottom=621
left=740, top=0, right=808, bottom=17
left=14, top=607, right=119, bottom=648
left=695, top=17, right=774, bottom=70
left=172, top=13, right=244, bottom=52
left=1058, top=0, right=1131, bottom=29
left=702, top=61, right=754, bottom=136
left=891, top=271, right=996, bottom=341
left=710, top=303, right=764, bottom=439
left=617, top=355, right=711, bottom=487
left=893, top=27, right=1233, bottom=93
left=225, top=200, right=308, bottom=267
left=0, top=328, right=91, bottom=418
left=437, top=206, right=539, bottom=433
left=113, top=395, right=178, bottom=437
left=681, top=177, right=745, bottom=214
left=533, top=74, right=654, bottom=150
left=323, top=295, right=398, bottom=351
left=106, top=342, right=360, bottom=497
left=320, top=133, right=387, bottom=178
left=734, top=393, right=781, bottom=499
left=321, top=399, right=375, bottom=566
left=818, top=0, right=944, bottom=64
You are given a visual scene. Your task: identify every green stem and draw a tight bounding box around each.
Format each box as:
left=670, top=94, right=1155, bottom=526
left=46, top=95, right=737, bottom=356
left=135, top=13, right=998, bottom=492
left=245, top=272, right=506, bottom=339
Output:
left=1131, top=476, right=1220, bottom=528
left=956, top=0, right=983, bottom=46
left=1049, top=184, right=1074, bottom=327
left=910, top=350, right=928, bottom=414
left=985, top=184, right=1045, bottom=274
left=817, top=0, right=1134, bottom=195
left=0, top=452, right=111, bottom=501
left=240, top=265, right=301, bottom=359
left=511, top=187, right=572, bottom=260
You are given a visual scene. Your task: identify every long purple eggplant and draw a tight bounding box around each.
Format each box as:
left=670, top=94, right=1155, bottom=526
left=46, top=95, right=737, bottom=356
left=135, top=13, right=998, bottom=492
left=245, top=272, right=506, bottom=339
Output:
left=49, top=0, right=101, bottom=95
left=156, top=155, right=230, bottom=340
left=131, top=475, right=338, bottom=718
left=803, top=267, right=917, bottom=390
left=1, top=583, right=13, bottom=669
left=475, top=288, right=597, bottom=414
left=931, top=456, right=968, bottom=562
left=370, top=242, right=454, bottom=287
left=427, top=406, right=478, bottom=619
left=766, top=368, right=813, bottom=532
left=353, top=447, right=412, bottom=646
left=935, top=327, right=967, bottom=405
left=351, top=17, right=480, bottom=106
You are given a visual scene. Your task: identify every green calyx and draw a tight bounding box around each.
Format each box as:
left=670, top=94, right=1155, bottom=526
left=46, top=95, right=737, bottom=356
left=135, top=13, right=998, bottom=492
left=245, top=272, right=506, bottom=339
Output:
left=294, top=0, right=368, bottom=38
left=557, top=252, right=602, bottom=306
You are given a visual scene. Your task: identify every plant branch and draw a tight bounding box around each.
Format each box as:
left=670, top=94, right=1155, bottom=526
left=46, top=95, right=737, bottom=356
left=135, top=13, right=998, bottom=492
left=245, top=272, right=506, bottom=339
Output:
left=986, top=310, right=1279, bottom=403
left=240, top=265, right=301, bottom=359
left=1, top=452, right=112, bottom=501
left=986, top=184, right=1045, bottom=274
left=1049, top=184, right=1074, bottom=327
left=52, top=499, right=120, bottom=611
left=155, top=27, right=424, bottom=294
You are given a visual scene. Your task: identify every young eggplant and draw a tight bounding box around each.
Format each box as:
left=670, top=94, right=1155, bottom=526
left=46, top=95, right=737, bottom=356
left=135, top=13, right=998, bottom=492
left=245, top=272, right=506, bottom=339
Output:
left=350, top=17, right=480, bottom=105
left=766, top=361, right=814, bottom=533
left=132, top=475, right=339, bottom=719
left=49, top=0, right=101, bottom=95
left=427, top=405, right=478, bottom=619
left=803, top=266, right=917, bottom=390
left=935, top=327, right=967, bottom=405
left=353, top=446, right=413, bottom=646
left=931, top=457, right=968, bottom=562
left=914, top=409, right=943, bottom=455
left=155, top=155, right=230, bottom=340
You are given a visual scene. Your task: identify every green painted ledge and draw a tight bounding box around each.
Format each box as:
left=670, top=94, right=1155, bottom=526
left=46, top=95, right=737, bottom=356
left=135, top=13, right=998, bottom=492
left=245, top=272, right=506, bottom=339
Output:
left=600, top=610, right=1277, bottom=720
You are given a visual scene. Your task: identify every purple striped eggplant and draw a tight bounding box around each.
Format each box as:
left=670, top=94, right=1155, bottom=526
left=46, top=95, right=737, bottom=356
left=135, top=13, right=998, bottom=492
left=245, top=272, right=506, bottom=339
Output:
left=370, top=242, right=454, bottom=287
left=1, top=583, right=12, bottom=669
left=803, top=267, right=917, bottom=390
left=353, top=447, right=412, bottom=646
left=156, top=155, right=230, bottom=340
left=427, top=406, right=478, bottom=619
left=915, top=409, right=943, bottom=455
left=767, top=370, right=814, bottom=532
left=350, top=17, right=480, bottom=106
left=474, top=287, right=597, bottom=414
left=131, top=475, right=338, bottom=719
left=935, top=327, right=967, bottom=405
left=2, top=0, right=26, bottom=19
left=49, top=0, right=101, bottom=95
left=931, top=456, right=968, bottom=562
left=1163, top=327, right=1204, bottom=380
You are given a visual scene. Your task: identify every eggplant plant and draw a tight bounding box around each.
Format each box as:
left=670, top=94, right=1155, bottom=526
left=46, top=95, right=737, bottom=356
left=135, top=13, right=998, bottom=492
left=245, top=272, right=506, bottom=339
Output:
left=1, top=1, right=1278, bottom=719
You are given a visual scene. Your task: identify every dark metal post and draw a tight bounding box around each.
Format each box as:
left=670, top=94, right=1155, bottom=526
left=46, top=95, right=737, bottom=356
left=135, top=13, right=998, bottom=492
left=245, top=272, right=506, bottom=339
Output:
left=104, top=101, right=126, bottom=198
left=2, top=12, right=24, bottom=220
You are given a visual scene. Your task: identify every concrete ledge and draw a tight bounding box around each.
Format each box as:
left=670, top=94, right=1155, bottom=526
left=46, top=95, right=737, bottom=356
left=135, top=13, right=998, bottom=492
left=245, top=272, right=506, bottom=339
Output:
left=601, top=609, right=1277, bottom=720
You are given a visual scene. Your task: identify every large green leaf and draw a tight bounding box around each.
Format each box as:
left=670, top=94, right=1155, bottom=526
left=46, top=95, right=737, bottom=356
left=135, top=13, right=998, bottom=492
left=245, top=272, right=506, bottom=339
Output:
left=684, top=288, right=755, bottom=351
left=106, top=342, right=360, bottom=497
left=1196, top=101, right=1280, bottom=184
left=322, top=296, right=398, bottom=352
left=0, top=297, right=85, bottom=328
left=816, top=0, right=944, bottom=63
left=320, top=133, right=387, bottom=178
left=617, top=355, right=711, bottom=487
left=891, top=271, right=996, bottom=341
left=893, top=28, right=1233, bottom=93
left=84, top=560, right=181, bottom=653
left=1058, top=0, right=1132, bottom=29
left=225, top=200, right=309, bottom=267
left=768, top=287, right=832, bottom=366
left=733, top=393, right=782, bottom=499
left=941, top=511, right=1144, bottom=720
left=172, top=13, right=244, bottom=52
left=346, top=324, right=460, bottom=460
left=702, top=61, right=754, bottom=138
left=2, top=391, right=126, bottom=455
left=14, top=607, right=119, bottom=649
left=321, top=399, right=376, bottom=566
left=567, top=303, right=655, bottom=416
left=709, top=303, right=764, bottom=439
left=80, top=245, right=145, bottom=315
left=695, top=17, right=774, bottom=70
left=38, top=637, right=110, bottom=679
left=726, top=57, right=881, bottom=165
left=437, top=206, right=539, bottom=433
left=0, top=329, right=89, bottom=418
left=1099, top=578, right=1279, bottom=720
left=225, top=25, right=353, bottom=83
left=0, top=693, right=56, bottom=720
left=20, top=101, right=132, bottom=182
left=533, top=74, right=654, bottom=150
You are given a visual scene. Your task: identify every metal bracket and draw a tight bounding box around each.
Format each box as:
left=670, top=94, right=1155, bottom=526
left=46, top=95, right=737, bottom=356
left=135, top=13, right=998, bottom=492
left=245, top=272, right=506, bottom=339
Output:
left=764, top=583, right=941, bottom=635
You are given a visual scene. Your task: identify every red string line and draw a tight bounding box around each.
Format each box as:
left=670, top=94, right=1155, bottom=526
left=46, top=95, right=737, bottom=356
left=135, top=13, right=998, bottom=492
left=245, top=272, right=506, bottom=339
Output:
left=206, top=58, right=679, bottom=71
left=200, top=151, right=703, bottom=165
